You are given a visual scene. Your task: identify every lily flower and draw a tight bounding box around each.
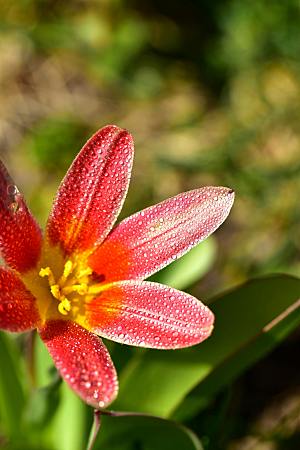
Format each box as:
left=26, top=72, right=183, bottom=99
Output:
left=0, top=125, right=234, bottom=408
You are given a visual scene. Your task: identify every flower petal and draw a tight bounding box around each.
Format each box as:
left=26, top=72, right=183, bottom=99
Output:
left=46, top=125, right=134, bottom=255
left=0, top=160, right=42, bottom=272
left=85, top=280, right=214, bottom=349
left=39, top=320, right=118, bottom=408
left=0, top=267, right=40, bottom=331
left=89, top=187, right=234, bottom=281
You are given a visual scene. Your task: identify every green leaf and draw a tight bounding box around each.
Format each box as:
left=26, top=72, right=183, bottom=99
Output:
left=35, top=332, right=57, bottom=387
left=31, top=336, right=86, bottom=449
left=23, top=375, right=62, bottom=430
left=0, top=332, right=26, bottom=438
left=151, top=238, right=217, bottom=290
left=174, top=285, right=300, bottom=420
left=95, top=414, right=203, bottom=450
left=49, top=383, right=87, bottom=450
left=114, top=275, right=300, bottom=418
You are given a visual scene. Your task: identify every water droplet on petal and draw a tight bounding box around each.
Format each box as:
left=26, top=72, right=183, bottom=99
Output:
left=7, top=185, right=23, bottom=213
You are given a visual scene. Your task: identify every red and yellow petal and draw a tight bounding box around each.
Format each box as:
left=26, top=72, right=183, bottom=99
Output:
left=0, top=160, right=42, bottom=273
left=89, top=186, right=234, bottom=282
left=85, top=280, right=214, bottom=349
left=0, top=268, right=40, bottom=332
left=39, top=320, right=118, bottom=408
left=46, top=125, right=134, bottom=255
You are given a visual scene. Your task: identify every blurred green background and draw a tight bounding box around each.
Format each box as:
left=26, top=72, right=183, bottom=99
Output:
left=0, top=1, right=300, bottom=449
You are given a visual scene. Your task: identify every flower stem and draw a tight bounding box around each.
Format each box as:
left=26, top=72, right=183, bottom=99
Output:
left=86, top=409, right=102, bottom=450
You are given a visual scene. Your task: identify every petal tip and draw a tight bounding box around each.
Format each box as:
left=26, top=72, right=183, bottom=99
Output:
left=90, top=124, right=134, bottom=156
left=211, top=185, right=235, bottom=213
left=198, top=306, right=215, bottom=342
left=226, top=186, right=235, bottom=207
left=47, top=123, right=134, bottom=253
left=198, top=324, right=214, bottom=345
left=214, top=185, right=235, bottom=197
left=101, top=124, right=134, bottom=142
left=227, top=187, right=235, bottom=200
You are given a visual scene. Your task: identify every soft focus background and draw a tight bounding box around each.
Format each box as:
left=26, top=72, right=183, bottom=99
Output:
left=0, top=1, right=300, bottom=449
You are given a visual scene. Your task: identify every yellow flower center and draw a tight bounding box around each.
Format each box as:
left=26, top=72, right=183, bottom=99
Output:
left=38, top=258, right=107, bottom=317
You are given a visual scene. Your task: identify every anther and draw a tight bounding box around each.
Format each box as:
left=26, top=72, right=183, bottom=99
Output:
left=39, top=259, right=102, bottom=318
left=50, top=285, right=62, bottom=300
left=39, top=267, right=56, bottom=286
left=64, top=260, right=73, bottom=277
left=58, top=260, right=74, bottom=285
left=58, top=298, right=71, bottom=316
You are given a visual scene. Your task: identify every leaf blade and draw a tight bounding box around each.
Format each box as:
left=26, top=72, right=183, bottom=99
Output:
left=114, top=275, right=300, bottom=417
left=0, top=332, right=26, bottom=437
left=97, top=414, right=203, bottom=450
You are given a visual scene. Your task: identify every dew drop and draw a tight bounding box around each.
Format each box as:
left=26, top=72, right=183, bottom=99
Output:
left=7, top=185, right=23, bottom=213
left=6, top=185, right=18, bottom=196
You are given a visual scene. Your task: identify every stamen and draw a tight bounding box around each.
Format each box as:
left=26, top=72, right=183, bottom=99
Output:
left=87, top=283, right=113, bottom=295
left=77, top=267, right=93, bottom=278
left=39, top=267, right=56, bottom=286
left=64, top=260, right=73, bottom=277
left=62, top=283, right=88, bottom=296
left=58, top=298, right=71, bottom=316
left=50, top=284, right=62, bottom=300
left=39, top=258, right=106, bottom=318
left=58, top=260, right=74, bottom=285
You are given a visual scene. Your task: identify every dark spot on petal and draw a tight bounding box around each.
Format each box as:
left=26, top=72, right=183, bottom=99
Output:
left=91, top=272, right=106, bottom=283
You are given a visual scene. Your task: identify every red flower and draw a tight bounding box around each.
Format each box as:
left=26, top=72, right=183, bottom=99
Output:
left=0, top=125, right=234, bottom=408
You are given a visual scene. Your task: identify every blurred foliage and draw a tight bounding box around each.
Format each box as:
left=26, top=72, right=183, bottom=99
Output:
left=0, top=0, right=300, bottom=449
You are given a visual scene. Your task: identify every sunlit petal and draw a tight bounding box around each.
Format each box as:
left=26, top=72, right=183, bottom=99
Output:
left=85, top=280, right=214, bottom=349
left=89, top=187, right=234, bottom=281
left=46, top=125, right=134, bottom=255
